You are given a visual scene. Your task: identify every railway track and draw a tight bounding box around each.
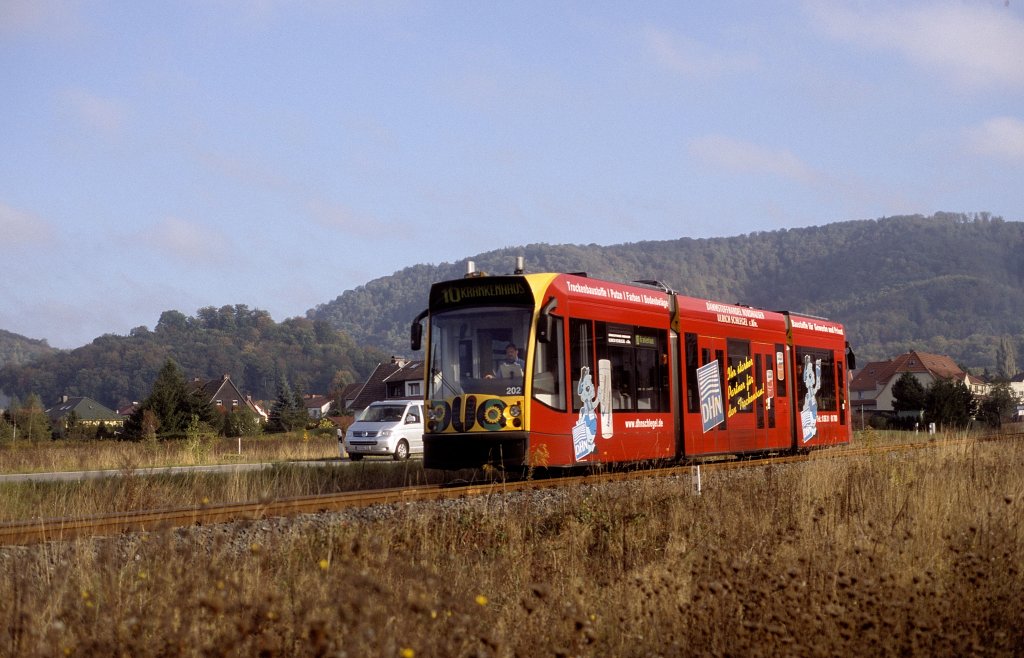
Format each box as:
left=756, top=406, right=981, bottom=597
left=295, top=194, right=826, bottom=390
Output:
left=0, top=434, right=1003, bottom=547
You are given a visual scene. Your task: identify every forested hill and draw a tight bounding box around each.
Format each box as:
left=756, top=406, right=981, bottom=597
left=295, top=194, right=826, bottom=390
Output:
left=0, top=307, right=389, bottom=410
left=0, top=329, right=57, bottom=370
left=2, top=212, right=1021, bottom=409
left=309, top=212, right=1024, bottom=372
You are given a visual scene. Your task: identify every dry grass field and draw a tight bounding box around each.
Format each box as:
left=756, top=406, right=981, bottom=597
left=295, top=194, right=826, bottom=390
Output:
left=0, top=433, right=341, bottom=475
left=1, top=432, right=1022, bottom=656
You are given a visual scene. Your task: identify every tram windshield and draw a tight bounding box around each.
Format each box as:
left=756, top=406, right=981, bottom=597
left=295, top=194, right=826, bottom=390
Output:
left=428, top=306, right=532, bottom=398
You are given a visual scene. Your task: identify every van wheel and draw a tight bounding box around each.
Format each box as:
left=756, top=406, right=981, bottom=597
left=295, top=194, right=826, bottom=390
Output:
left=349, top=454, right=363, bottom=462
left=393, top=440, right=410, bottom=461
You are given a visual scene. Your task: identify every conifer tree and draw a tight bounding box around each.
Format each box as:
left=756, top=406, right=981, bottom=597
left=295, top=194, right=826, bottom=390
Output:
left=891, top=372, right=926, bottom=415
left=124, top=358, right=214, bottom=439
left=267, top=374, right=306, bottom=433
left=996, top=335, right=1018, bottom=379
left=14, top=393, right=51, bottom=441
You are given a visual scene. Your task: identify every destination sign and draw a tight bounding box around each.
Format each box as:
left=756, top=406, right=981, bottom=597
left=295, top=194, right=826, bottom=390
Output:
left=430, top=277, right=533, bottom=310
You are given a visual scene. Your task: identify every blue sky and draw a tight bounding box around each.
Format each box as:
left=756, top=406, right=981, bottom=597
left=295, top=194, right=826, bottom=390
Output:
left=3, top=1, right=1023, bottom=349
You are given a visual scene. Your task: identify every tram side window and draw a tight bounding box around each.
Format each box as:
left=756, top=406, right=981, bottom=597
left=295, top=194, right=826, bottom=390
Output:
left=596, top=323, right=667, bottom=412
left=795, top=347, right=837, bottom=412
left=836, top=360, right=846, bottom=425
left=595, top=322, right=633, bottom=410
left=609, top=347, right=636, bottom=410
left=570, top=318, right=594, bottom=412
left=755, top=354, right=765, bottom=429
left=635, top=339, right=660, bottom=411
left=685, top=333, right=699, bottom=413
left=533, top=316, right=566, bottom=410
left=635, top=329, right=668, bottom=411
left=775, top=343, right=787, bottom=397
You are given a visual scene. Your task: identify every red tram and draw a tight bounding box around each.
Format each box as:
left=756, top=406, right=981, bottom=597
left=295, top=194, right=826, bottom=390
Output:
left=411, top=263, right=854, bottom=470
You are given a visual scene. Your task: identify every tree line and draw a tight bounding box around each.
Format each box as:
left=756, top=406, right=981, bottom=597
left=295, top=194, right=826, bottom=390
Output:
left=0, top=305, right=390, bottom=413
left=121, top=358, right=317, bottom=441
left=0, top=357, right=343, bottom=443
left=886, top=372, right=1018, bottom=431
left=2, top=212, right=1023, bottom=412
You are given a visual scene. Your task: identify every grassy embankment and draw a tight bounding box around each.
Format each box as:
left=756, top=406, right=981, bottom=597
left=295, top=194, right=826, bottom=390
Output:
left=0, top=432, right=341, bottom=474
left=0, top=430, right=1021, bottom=656
left=0, top=432, right=443, bottom=522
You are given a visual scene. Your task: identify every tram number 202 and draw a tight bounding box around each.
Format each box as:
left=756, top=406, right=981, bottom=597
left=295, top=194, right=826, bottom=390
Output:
left=505, top=386, right=523, bottom=396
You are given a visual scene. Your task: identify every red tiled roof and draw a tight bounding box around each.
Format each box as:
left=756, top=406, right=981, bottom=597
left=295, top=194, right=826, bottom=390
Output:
left=851, top=350, right=965, bottom=393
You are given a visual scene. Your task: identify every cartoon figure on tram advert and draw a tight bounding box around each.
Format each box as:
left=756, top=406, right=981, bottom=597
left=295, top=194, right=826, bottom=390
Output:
left=801, top=354, right=822, bottom=442
left=573, top=361, right=612, bottom=461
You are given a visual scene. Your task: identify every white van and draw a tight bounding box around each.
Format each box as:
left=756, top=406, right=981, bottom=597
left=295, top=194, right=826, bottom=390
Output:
left=343, top=399, right=424, bottom=461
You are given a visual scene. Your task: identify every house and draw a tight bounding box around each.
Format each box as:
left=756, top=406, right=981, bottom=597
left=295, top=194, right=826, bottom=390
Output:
left=337, top=382, right=363, bottom=411
left=303, top=394, right=333, bottom=420
left=850, top=350, right=989, bottom=415
left=383, top=359, right=425, bottom=399
left=345, top=357, right=425, bottom=415
left=45, top=396, right=124, bottom=437
left=1008, top=373, right=1024, bottom=402
left=117, top=402, right=139, bottom=417
left=188, top=374, right=269, bottom=423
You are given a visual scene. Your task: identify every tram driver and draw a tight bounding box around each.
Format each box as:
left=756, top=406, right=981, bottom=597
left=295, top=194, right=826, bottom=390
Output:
left=489, top=342, right=525, bottom=379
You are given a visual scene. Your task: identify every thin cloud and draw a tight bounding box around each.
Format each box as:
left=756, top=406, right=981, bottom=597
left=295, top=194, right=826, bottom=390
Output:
left=965, top=116, right=1024, bottom=162
left=806, top=1, right=1024, bottom=90
left=306, top=198, right=409, bottom=238
left=204, top=0, right=406, bottom=32
left=306, top=198, right=364, bottom=230
left=0, top=202, right=55, bottom=244
left=689, top=135, right=819, bottom=184
left=643, top=25, right=760, bottom=77
left=142, top=217, right=228, bottom=263
left=0, top=0, right=84, bottom=38
left=688, top=134, right=913, bottom=217
left=60, top=88, right=128, bottom=136
left=196, top=149, right=292, bottom=191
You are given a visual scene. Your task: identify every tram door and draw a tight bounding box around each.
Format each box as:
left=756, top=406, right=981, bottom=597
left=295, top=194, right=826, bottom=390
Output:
left=724, top=338, right=759, bottom=452
left=752, top=343, right=789, bottom=451
left=765, top=342, right=791, bottom=450
left=723, top=339, right=788, bottom=453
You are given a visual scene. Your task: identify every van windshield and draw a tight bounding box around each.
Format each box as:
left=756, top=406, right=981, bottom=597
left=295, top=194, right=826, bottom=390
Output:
left=360, top=404, right=408, bottom=423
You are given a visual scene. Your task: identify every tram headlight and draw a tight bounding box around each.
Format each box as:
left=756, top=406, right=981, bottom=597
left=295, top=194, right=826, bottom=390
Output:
left=508, top=403, right=521, bottom=419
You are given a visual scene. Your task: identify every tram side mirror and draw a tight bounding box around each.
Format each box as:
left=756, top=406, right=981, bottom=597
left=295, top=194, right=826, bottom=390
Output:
left=410, top=322, right=422, bottom=351
left=845, top=343, right=856, bottom=370
left=536, top=296, right=558, bottom=344
left=410, top=308, right=428, bottom=351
